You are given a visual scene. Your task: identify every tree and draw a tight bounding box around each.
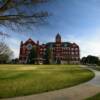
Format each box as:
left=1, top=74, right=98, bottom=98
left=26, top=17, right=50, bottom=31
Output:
left=0, top=42, right=13, bottom=63
left=0, top=31, right=10, bottom=37
left=87, top=55, right=99, bottom=64
left=27, top=47, right=37, bottom=64
left=98, top=60, right=100, bottom=66
left=81, top=55, right=99, bottom=65
left=81, top=57, right=87, bottom=64
left=56, top=58, right=61, bottom=64
left=0, top=0, right=51, bottom=31
left=0, top=42, right=9, bottom=55
left=11, top=58, right=19, bottom=64
left=43, top=47, right=51, bottom=64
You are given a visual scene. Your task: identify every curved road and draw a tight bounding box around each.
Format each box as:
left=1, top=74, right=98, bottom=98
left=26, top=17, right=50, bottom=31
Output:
left=1, top=65, right=100, bottom=100
left=86, top=66, right=100, bottom=86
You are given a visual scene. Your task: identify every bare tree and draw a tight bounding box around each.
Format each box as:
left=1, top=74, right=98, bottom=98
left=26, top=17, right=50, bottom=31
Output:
left=0, top=42, right=10, bottom=55
left=0, top=42, right=13, bottom=63
left=0, top=31, right=10, bottom=37
left=0, top=0, right=51, bottom=30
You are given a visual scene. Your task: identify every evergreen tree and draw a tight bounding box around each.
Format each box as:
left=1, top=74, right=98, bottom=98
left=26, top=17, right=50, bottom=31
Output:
left=44, top=47, right=51, bottom=64
left=27, top=47, right=37, bottom=64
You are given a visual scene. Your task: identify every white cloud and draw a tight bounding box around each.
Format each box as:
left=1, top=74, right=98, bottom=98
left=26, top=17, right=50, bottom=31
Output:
left=11, top=47, right=19, bottom=58
left=64, top=29, right=100, bottom=58
left=80, top=29, right=100, bottom=57
left=6, top=38, right=20, bottom=58
left=79, top=40, right=100, bottom=57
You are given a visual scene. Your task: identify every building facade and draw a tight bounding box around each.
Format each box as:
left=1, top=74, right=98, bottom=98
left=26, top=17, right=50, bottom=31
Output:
left=19, top=33, right=80, bottom=64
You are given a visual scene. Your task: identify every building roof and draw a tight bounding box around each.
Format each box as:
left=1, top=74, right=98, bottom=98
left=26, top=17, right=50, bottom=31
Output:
left=56, top=33, right=61, bottom=39
left=20, top=35, right=79, bottom=48
left=23, top=38, right=36, bottom=45
left=46, top=42, right=76, bottom=48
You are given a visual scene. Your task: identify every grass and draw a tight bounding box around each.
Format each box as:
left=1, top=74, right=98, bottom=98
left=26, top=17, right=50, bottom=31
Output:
left=86, top=93, right=100, bottom=100
left=87, top=65, right=100, bottom=71
left=0, top=64, right=94, bottom=98
left=93, top=66, right=100, bottom=71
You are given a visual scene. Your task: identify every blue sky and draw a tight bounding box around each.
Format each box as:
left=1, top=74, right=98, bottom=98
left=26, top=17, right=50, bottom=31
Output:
left=0, top=0, right=100, bottom=58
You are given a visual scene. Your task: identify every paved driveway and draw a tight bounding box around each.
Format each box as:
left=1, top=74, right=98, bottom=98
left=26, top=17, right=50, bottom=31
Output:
left=86, top=67, right=100, bottom=86
left=1, top=65, right=100, bottom=100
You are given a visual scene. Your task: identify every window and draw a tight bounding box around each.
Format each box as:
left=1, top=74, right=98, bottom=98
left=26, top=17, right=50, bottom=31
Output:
left=71, top=48, right=74, bottom=50
left=75, top=48, right=78, bottom=51
left=71, top=52, right=74, bottom=55
left=23, top=48, right=26, bottom=54
left=76, top=52, right=79, bottom=55
left=64, top=44, right=67, bottom=47
left=27, top=44, right=32, bottom=50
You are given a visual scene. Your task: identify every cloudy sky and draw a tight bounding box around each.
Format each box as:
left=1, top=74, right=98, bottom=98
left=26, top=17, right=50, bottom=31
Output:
left=0, top=0, right=100, bottom=58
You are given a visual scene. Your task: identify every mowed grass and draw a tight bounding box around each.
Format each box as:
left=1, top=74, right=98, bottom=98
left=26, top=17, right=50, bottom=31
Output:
left=0, top=64, right=94, bottom=98
left=86, top=93, right=100, bottom=100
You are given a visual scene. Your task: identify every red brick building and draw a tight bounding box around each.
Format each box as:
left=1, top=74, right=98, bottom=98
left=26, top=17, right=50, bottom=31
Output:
left=19, top=33, right=80, bottom=64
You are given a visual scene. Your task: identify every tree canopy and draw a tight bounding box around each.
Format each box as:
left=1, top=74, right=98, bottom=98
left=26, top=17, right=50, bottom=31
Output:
left=0, top=42, right=13, bottom=63
left=0, top=0, right=52, bottom=30
left=81, top=55, right=100, bottom=65
left=27, top=46, right=37, bottom=64
left=43, top=47, right=51, bottom=64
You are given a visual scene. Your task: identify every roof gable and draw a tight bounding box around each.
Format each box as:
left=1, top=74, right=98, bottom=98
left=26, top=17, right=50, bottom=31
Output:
left=23, top=38, right=36, bottom=45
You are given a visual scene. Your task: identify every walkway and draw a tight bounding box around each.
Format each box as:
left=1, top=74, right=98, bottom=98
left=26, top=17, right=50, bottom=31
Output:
left=1, top=65, right=100, bottom=100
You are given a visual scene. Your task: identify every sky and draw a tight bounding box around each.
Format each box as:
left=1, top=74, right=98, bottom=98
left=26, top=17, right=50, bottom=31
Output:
left=0, top=0, right=100, bottom=58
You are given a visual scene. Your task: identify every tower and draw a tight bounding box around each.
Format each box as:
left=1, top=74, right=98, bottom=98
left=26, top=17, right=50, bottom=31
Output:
left=55, top=33, right=62, bottom=64
left=55, top=33, right=61, bottom=43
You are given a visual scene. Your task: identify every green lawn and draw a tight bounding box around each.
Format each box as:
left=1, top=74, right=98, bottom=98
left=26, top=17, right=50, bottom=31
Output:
left=87, top=65, right=100, bottom=71
left=86, top=93, right=100, bottom=100
left=0, top=64, right=94, bottom=98
left=92, top=66, right=100, bottom=71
